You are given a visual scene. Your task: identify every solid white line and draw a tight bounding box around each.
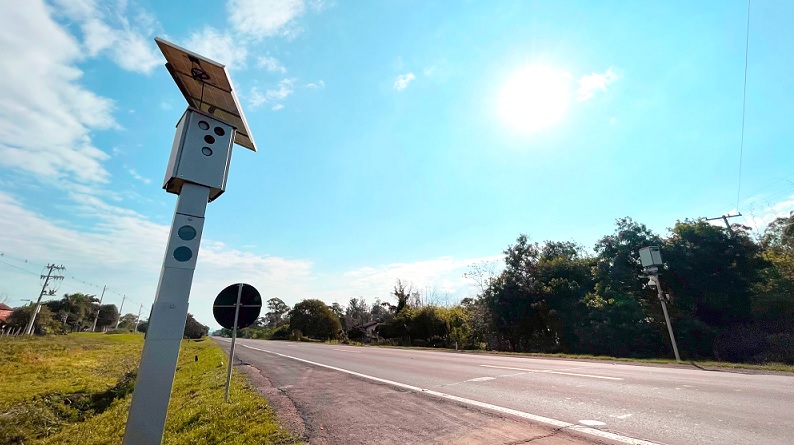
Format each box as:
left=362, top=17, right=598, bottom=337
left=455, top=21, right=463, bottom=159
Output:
left=239, top=344, right=658, bottom=445
left=479, top=364, right=623, bottom=381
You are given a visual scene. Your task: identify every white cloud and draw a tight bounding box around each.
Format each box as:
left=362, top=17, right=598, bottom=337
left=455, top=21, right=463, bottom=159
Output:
left=257, top=56, right=287, bottom=73
left=306, top=80, right=325, bottom=89
left=393, top=72, right=416, bottom=91
left=577, top=68, right=619, bottom=101
left=52, top=0, right=162, bottom=74
left=0, top=0, right=115, bottom=184
left=268, top=78, right=296, bottom=100
left=728, top=194, right=794, bottom=233
left=127, top=168, right=151, bottom=184
left=0, top=189, right=499, bottom=328
left=227, top=0, right=306, bottom=40
left=272, top=104, right=285, bottom=111
left=249, top=79, right=296, bottom=109
left=335, top=255, right=502, bottom=304
left=183, top=27, right=248, bottom=70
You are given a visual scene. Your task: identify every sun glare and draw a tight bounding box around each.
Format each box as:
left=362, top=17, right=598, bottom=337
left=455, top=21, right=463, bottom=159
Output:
left=498, top=66, right=571, bottom=133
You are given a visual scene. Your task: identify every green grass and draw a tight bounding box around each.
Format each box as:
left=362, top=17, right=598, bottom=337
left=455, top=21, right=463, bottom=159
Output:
left=332, top=341, right=794, bottom=373
left=0, top=333, right=299, bottom=445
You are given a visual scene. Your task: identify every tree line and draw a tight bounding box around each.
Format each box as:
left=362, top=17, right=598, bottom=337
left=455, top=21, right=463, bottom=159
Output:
left=223, top=214, right=794, bottom=365
left=3, top=293, right=209, bottom=339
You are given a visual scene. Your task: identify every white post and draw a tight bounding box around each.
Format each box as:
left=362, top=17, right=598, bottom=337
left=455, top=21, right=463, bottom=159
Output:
left=115, top=295, right=127, bottom=330
left=224, top=283, right=243, bottom=403
left=91, top=285, right=106, bottom=332
left=122, top=183, right=209, bottom=444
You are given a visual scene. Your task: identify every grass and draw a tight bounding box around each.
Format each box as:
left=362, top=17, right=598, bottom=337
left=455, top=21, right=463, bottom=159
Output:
left=0, top=333, right=299, bottom=445
left=323, top=340, right=794, bottom=373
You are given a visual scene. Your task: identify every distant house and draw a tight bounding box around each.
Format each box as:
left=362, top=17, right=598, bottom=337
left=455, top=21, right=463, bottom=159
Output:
left=0, top=303, right=13, bottom=327
left=360, top=320, right=379, bottom=340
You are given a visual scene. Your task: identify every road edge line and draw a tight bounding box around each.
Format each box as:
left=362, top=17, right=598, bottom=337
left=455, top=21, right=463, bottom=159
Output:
left=239, top=343, right=661, bottom=445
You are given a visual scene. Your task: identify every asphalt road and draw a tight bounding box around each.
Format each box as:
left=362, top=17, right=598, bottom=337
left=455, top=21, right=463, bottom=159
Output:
left=218, top=339, right=794, bottom=445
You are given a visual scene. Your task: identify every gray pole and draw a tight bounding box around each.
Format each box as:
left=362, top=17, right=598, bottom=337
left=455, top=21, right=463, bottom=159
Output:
left=654, top=275, right=681, bottom=362
left=122, top=183, right=210, bottom=444
left=115, top=295, right=127, bottom=330
left=224, top=283, right=243, bottom=403
left=25, top=264, right=54, bottom=335
left=134, top=304, right=143, bottom=332
left=91, top=285, right=107, bottom=332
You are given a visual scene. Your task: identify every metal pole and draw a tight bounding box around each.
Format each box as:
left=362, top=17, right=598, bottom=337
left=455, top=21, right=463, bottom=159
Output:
left=25, top=264, right=54, bottom=335
left=655, top=275, right=681, bottom=362
left=115, top=295, right=127, bottom=329
left=225, top=283, right=243, bottom=403
left=123, top=183, right=210, bottom=445
left=91, top=286, right=106, bottom=332
left=134, top=304, right=143, bottom=332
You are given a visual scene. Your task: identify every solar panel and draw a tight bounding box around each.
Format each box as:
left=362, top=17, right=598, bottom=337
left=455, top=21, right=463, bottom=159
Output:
left=154, top=37, right=257, bottom=151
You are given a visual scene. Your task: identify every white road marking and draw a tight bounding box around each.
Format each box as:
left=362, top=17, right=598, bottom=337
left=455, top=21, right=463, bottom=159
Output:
left=333, top=348, right=361, bottom=353
left=580, top=419, right=607, bottom=426
left=479, top=364, right=623, bottom=381
left=466, top=376, right=496, bottom=382
left=610, top=413, right=633, bottom=420
left=240, top=344, right=659, bottom=445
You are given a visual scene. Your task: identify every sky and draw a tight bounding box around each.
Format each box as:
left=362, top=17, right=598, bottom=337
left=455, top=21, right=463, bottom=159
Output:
left=1, top=0, right=793, bottom=330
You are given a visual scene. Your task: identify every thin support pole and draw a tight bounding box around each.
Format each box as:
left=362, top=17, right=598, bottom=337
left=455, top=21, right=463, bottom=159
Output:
left=655, top=276, right=681, bottom=362
left=224, top=283, right=243, bottom=403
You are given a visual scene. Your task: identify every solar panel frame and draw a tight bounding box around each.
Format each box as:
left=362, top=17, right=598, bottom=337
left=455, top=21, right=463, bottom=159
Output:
left=154, top=37, right=257, bottom=151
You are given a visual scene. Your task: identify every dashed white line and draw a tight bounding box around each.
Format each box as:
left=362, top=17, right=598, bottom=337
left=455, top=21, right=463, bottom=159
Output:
left=479, top=364, right=624, bottom=380
left=466, top=376, right=496, bottom=382
left=333, top=348, right=361, bottom=353
left=238, top=344, right=658, bottom=445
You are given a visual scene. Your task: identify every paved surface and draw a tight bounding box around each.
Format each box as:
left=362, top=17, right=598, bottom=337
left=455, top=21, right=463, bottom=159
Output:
left=216, top=339, right=794, bottom=445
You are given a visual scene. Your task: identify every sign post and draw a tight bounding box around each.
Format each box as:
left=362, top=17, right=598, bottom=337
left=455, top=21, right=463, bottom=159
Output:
left=639, top=246, right=681, bottom=362
left=123, top=37, right=258, bottom=445
left=212, top=283, right=262, bottom=403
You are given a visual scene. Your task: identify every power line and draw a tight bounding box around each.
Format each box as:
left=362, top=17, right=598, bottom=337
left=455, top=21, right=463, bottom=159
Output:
left=736, top=0, right=751, bottom=210
left=0, top=259, right=41, bottom=277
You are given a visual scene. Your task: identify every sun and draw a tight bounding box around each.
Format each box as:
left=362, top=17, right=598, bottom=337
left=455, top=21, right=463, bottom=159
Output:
left=498, top=65, right=571, bottom=133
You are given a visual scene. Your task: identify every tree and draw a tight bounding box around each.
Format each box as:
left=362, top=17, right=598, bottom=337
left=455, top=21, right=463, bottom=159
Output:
left=264, top=297, right=290, bottom=327
left=184, top=313, right=208, bottom=339
left=96, top=304, right=119, bottom=330
left=576, top=218, right=667, bottom=357
left=392, top=279, right=418, bottom=314
left=481, top=235, right=594, bottom=353
left=664, top=220, right=763, bottom=327
left=47, top=293, right=101, bottom=332
left=345, top=297, right=372, bottom=329
left=7, top=305, right=58, bottom=335
left=117, top=313, right=138, bottom=331
left=330, top=302, right=346, bottom=331
left=288, top=299, right=342, bottom=340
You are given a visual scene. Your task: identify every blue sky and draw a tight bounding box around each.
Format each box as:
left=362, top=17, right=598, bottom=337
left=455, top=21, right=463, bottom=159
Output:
left=1, top=0, right=792, bottom=329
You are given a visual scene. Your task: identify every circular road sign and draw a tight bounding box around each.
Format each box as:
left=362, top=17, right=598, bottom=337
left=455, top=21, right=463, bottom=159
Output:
left=213, top=283, right=262, bottom=330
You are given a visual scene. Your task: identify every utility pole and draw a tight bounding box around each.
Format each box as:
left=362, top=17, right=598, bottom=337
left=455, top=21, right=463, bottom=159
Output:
left=25, top=264, right=65, bottom=335
left=706, top=213, right=743, bottom=236
left=134, top=304, right=144, bottom=332
left=91, top=285, right=107, bottom=332
left=115, top=295, right=127, bottom=330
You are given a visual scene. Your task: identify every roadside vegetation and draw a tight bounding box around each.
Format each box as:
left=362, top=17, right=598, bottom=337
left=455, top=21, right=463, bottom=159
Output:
left=0, top=333, right=297, bottom=445
left=219, top=215, right=794, bottom=368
